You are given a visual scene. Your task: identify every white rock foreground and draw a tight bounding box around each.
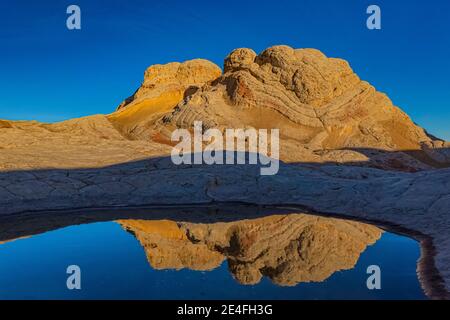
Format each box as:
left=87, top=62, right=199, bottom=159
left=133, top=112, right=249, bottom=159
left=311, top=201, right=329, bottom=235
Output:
left=0, top=158, right=449, bottom=298
left=1, top=45, right=449, bottom=298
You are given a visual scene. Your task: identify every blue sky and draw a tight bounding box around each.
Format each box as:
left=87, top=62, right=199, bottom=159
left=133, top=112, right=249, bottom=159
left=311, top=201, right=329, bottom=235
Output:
left=0, top=0, right=449, bottom=140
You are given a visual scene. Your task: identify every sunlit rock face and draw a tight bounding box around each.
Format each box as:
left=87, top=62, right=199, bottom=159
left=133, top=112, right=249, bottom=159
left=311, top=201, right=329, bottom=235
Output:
left=109, top=59, right=222, bottom=140
left=118, top=214, right=382, bottom=286
left=154, top=45, right=447, bottom=170
left=1, top=45, right=448, bottom=171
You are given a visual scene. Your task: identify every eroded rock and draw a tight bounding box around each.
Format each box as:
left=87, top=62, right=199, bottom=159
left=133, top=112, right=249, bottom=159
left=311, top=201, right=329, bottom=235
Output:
left=119, top=214, right=382, bottom=285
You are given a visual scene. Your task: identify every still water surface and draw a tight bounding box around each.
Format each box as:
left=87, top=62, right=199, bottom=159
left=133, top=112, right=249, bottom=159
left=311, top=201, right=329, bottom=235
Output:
left=0, top=210, right=427, bottom=299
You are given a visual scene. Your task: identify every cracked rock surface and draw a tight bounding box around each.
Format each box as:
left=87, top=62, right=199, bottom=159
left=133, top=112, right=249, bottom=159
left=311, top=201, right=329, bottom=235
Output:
left=0, top=45, right=449, bottom=297
left=0, top=159, right=449, bottom=296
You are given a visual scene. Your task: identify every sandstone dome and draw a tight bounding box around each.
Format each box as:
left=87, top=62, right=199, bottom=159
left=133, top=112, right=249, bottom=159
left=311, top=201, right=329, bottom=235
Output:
left=1, top=45, right=448, bottom=171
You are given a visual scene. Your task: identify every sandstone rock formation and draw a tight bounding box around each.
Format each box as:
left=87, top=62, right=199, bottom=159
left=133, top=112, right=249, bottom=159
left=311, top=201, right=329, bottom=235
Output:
left=0, top=158, right=448, bottom=297
left=119, top=219, right=224, bottom=271
left=422, top=140, right=450, bottom=164
left=1, top=45, right=448, bottom=171
left=0, top=115, right=172, bottom=170
left=119, top=214, right=382, bottom=285
left=109, top=59, right=221, bottom=140
left=0, top=45, right=449, bottom=298
left=153, top=46, right=448, bottom=170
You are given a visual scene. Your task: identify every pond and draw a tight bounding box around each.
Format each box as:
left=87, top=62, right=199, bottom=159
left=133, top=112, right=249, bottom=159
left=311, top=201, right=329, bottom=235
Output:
left=0, top=206, right=427, bottom=300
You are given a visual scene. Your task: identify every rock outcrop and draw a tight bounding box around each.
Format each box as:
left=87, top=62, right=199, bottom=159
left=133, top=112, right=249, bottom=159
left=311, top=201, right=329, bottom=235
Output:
left=422, top=140, right=450, bottom=164
left=0, top=115, right=172, bottom=170
left=108, top=59, right=221, bottom=140
left=0, top=45, right=449, bottom=298
left=0, top=157, right=449, bottom=297
left=119, top=214, right=382, bottom=285
left=153, top=46, right=447, bottom=169
left=1, top=45, right=448, bottom=171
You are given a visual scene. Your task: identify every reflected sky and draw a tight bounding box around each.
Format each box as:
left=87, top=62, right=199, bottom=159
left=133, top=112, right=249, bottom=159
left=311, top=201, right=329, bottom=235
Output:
left=0, top=212, right=427, bottom=300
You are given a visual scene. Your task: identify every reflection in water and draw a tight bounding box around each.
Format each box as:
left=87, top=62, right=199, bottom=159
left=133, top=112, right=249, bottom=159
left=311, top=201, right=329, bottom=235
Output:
left=118, top=214, right=382, bottom=286
left=0, top=206, right=427, bottom=299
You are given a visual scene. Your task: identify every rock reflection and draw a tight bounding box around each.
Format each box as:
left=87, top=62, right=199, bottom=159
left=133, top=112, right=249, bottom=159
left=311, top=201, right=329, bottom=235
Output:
left=118, top=214, right=382, bottom=286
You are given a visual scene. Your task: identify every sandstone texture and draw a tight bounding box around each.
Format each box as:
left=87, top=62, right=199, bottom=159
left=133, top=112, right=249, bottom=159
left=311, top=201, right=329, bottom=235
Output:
left=0, top=159, right=449, bottom=297
left=0, top=46, right=450, bottom=171
left=109, top=59, right=221, bottom=140
left=0, top=115, right=172, bottom=170
left=119, top=214, right=381, bottom=286
left=0, top=45, right=449, bottom=297
left=1, top=46, right=448, bottom=171
left=154, top=46, right=449, bottom=170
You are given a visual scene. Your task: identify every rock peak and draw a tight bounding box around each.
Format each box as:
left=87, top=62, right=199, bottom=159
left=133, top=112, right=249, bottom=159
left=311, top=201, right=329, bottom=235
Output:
left=105, top=45, right=449, bottom=170
left=224, top=48, right=257, bottom=72
left=116, top=59, right=221, bottom=112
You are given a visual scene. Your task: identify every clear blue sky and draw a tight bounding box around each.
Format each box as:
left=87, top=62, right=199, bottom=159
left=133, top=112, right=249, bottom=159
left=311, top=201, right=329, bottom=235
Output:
left=0, top=0, right=449, bottom=140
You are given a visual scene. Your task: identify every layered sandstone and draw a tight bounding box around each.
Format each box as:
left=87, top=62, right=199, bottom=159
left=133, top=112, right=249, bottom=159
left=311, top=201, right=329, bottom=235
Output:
left=0, top=45, right=449, bottom=297
left=153, top=46, right=448, bottom=170
left=108, top=59, right=221, bottom=140
left=0, top=115, right=171, bottom=170
left=119, top=219, right=224, bottom=271
left=119, top=214, right=382, bottom=285
left=1, top=45, right=448, bottom=171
